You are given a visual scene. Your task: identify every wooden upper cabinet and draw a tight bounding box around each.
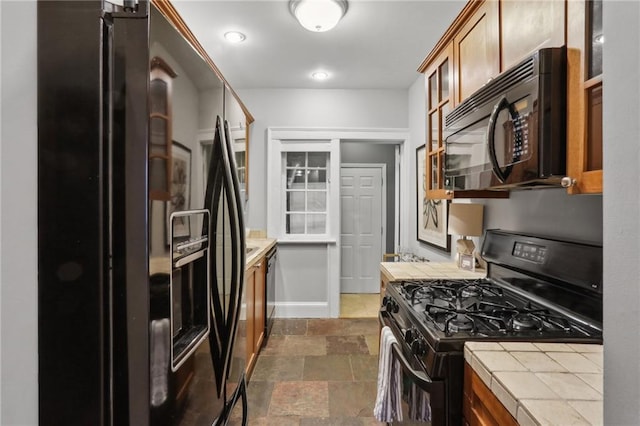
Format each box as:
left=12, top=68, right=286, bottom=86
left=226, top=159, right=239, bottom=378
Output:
left=149, top=56, right=177, bottom=201
left=566, top=0, right=603, bottom=194
left=500, top=0, right=565, bottom=70
left=453, top=0, right=499, bottom=104
left=425, top=43, right=455, bottom=200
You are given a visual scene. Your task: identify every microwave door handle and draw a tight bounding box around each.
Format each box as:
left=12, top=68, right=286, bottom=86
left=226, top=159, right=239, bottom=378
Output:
left=487, top=96, right=514, bottom=183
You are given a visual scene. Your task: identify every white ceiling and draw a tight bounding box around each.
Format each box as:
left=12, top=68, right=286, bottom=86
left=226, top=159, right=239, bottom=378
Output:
left=171, top=0, right=466, bottom=90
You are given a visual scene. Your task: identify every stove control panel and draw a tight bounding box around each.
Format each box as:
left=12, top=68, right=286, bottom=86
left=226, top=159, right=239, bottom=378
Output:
left=512, top=241, right=547, bottom=263
left=404, top=327, right=427, bottom=356
left=382, top=296, right=399, bottom=313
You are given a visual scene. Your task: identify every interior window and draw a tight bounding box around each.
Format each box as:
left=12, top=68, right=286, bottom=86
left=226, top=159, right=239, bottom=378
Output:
left=284, top=152, right=329, bottom=235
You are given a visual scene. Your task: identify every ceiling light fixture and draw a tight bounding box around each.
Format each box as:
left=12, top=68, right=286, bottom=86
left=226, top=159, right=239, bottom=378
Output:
left=224, top=31, right=246, bottom=43
left=289, top=0, right=348, bottom=32
left=311, top=71, right=330, bottom=81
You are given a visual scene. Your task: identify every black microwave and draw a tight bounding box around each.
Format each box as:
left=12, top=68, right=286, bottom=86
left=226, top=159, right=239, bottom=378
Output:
left=444, top=46, right=566, bottom=191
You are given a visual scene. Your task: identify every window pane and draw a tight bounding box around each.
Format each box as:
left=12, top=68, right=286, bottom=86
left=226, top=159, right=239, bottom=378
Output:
left=149, top=79, right=167, bottom=114
left=235, top=151, right=245, bottom=168
left=286, top=214, right=305, bottom=234
left=308, top=152, right=327, bottom=168
left=150, top=117, right=168, bottom=155
left=429, top=72, right=437, bottom=110
left=429, top=111, right=439, bottom=150
left=307, top=191, right=326, bottom=212
left=286, top=152, right=306, bottom=167
left=286, top=170, right=305, bottom=189
left=286, top=191, right=305, bottom=212
left=150, top=157, right=168, bottom=192
left=307, top=214, right=326, bottom=234
left=439, top=59, right=449, bottom=101
left=588, top=0, right=603, bottom=78
left=430, top=155, right=438, bottom=190
left=587, top=84, right=603, bottom=171
left=307, top=169, right=327, bottom=189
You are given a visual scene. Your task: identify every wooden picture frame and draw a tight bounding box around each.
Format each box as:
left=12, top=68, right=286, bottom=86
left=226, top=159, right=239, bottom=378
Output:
left=416, top=145, right=451, bottom=252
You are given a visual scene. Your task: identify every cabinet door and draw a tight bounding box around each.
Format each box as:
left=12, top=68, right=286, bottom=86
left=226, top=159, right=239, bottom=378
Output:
left=463, top=362, right=518, bottom=426
left=245, top=265, right=256, bottom=377
left=454, top=0, right=499, bottom=103
left=149, top=57, right=176, bottom=201
left=425, top=42, right=455, bottom=200
left=566, top=0, right=603, bottom=194
left=254, top=260, right=266, bottom=353
left=500, top=0, right=565, bottom=70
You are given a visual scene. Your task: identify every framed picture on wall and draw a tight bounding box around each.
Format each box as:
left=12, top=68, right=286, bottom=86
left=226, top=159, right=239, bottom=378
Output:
left=416, top=145, right=451, bottom=252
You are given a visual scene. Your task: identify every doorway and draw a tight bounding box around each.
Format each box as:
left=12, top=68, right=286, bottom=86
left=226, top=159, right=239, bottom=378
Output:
left=340, top=164, right=386, bottom=293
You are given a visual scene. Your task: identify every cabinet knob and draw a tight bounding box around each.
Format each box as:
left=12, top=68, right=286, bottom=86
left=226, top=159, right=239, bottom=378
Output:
left=561, top=176, right=576, bottom=188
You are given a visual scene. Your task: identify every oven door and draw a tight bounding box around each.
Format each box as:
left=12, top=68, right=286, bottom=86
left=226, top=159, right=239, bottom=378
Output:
left=379, top=312, right=446, bottom=426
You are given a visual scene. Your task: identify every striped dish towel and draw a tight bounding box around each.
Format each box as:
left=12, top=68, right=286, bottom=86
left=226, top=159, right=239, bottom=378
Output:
left=408, top=382, right=431, bottom=422
left=373, top=326, right=403, bottom=422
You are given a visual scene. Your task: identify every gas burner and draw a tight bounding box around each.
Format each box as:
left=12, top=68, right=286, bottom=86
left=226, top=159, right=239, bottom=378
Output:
left=460, top=285, right=481, bottom=298
left=446, top=314, right=475, bottom=333
left=510, top=313, right=542, bottom=331
left=457, top=281, right=504, bottom=299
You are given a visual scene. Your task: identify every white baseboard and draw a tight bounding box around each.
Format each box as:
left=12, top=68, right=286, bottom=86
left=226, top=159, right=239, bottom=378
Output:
left=273, top=301, right=334, bottom=318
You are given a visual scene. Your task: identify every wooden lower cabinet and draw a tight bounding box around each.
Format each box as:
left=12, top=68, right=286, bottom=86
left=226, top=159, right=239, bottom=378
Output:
left=245, top=256, right=267, bottom=379
left=463, top=362, right=518, bottom=426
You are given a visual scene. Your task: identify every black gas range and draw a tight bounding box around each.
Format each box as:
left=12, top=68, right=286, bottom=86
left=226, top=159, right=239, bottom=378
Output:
left=379, top=230, right=602, bottom=426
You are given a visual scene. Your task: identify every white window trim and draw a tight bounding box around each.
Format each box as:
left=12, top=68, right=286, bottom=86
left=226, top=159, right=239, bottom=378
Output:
left=268, top=137, right=340, bottom=243
left=267, top=127, right=409, bottom=318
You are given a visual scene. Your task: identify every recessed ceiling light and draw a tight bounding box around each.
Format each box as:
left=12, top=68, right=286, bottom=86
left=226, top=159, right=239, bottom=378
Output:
left=224, top=31, right=246, bottom=43
left=312, top=71, right=329, bottom=81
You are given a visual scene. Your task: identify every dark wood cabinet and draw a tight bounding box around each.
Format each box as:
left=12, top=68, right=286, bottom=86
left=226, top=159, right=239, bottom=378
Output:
left=245, top=255, right=267, bottom=380
left=454, top=0, right=499, bottom=103
left=566, top=0, right=603, bottom=194
left=419, top=0, right=602, bottom=198
left=500, top=0, right=565, bottom=70
left=424, top=42, right=455, bottom=200
left=149, top=56, right=176, bottom=201
left=419, top=1, right=507, bottom=200
left=463, top=362, right=518, bottom=426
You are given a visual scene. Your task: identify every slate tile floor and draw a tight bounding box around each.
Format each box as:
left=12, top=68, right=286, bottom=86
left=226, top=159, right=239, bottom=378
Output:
left=229, top=318, right=384, bottom=425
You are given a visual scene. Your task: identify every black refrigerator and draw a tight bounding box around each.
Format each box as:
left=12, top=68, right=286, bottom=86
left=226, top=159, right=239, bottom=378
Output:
left=37, top=1, right=247, bottom=425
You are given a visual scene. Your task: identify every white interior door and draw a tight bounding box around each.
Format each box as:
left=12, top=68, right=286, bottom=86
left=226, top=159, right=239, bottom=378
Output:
left=340, top=166, right=383, bottom=293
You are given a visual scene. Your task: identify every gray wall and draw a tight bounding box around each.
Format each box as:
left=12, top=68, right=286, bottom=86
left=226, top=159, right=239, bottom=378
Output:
left=341, top=142, right=396, bottom=253
left=603, top=1, right=640, bottom=424
left=1, top=1, right=38, bottom=424
left=480, top=190, right=602, bottom=243
left=237, top=88, right=409, bottom=231
left=238, top=88, right=408, bottom=317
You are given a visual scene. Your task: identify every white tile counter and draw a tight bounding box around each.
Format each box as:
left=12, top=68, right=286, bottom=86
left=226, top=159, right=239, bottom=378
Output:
left=464, top=341, right=603, bottom=425
left=380, top=261, right=485, bottom=282
left=245, top=237, right=276, bottom=269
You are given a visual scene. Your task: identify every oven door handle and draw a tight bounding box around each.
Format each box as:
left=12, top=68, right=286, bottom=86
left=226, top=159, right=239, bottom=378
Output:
left=379, top=312, right=445, bottom=400
left=390, top=342, right=438, bottom=394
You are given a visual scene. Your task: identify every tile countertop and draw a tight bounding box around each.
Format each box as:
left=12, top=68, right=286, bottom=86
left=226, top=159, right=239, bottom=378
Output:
left=245, top=237, right=277, bottom=269
left=465, top=341, right=603, bottom=426
left=380, top=261, right=485, bottom=281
